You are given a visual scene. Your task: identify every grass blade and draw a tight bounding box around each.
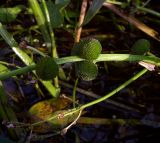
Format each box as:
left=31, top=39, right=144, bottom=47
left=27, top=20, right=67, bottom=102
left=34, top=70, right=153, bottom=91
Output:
left=29, top=0, right=51, bottom=51
left=83, top=0, right=105, bottom=25
left=0, top=23, right=58, bottom=97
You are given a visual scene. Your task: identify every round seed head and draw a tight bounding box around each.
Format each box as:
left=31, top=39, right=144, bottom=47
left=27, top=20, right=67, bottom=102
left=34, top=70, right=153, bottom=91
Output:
left=75, top=61, right=98, bottom=81
left=131, top=39, right=150, bottom=55
left=36, top=57, right=59, bottom=80
left=72, top=38, right=102, bottom=60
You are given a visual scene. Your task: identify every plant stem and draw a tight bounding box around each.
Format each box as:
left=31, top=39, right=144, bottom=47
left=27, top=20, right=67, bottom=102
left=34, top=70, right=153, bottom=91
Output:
left=41, top=0, right=58, bottom=58
left=0, top=54, right=160, bottom=81
left=26, top=45, right=47, bottom=57
left=41, top=0, right=59, bottom=87
left=0, top=22, right=58, bottom=97
left=30, top=68, right=147, bottom=127
left=73, top=78, right=79, bottom=108
left=0, top=65, right=36, bottom=80
left=74, top=0, right=88, bottom=43
left=96, top=54, right=160, bottom=66
left=137, top=6, right=160, bottom=17
left=81, top=68, right=148, bottom=109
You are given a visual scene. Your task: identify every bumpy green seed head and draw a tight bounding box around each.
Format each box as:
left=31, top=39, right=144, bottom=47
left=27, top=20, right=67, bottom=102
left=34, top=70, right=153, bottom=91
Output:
left=131, top=39, right=150, bottom=55
left=75, top=61, right=98, bottom=81
left=72, top=38, right=102, bottom=60
left=36, top=57, right=59, bottom=80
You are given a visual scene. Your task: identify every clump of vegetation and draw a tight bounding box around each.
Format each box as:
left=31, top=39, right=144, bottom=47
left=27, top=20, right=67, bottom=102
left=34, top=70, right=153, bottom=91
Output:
left=0, top=0, right=160, bottom=142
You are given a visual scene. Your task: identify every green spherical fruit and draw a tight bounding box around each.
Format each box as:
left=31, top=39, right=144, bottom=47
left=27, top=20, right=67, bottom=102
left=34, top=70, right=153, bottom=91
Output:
left=36, top=57, right=59, bottom=80
left=131, top=39, right=150, bottom=55
left=72, top=38, right=102, bottom=60
left=75, top=61, right=98, bottom=81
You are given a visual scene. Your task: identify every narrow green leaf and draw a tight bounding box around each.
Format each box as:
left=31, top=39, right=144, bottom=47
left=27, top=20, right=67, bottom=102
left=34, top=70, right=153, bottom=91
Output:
left=0, top=23, right=33, bottom=65
left=0, top=65, right=9, bottom=104
left=0, top=23, right=58, bottom=97
left=83, top=0, right=105, bottom=25
left=29, top=0, right=51, bottom=49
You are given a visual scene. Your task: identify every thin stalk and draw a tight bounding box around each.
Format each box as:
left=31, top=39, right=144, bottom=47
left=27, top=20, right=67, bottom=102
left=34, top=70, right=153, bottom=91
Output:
left=0, top=54, right=160, bottom=81
left=81, top=68, right=148, bottom=109
left=72, top=78, right=79, bottom=108
left=3, top=69, right=148, bottom=129
left=137, top=6, right=160, bottom=18
left=0, top=65, right=36, bottom=80
left=0, top=61, right=20, bottom=68
left=31, top=107, right=80, bottom=126
left=26, top=45, right=47, bottom=57
left=41, top=0, right=66, bottom=85
left=96, top=54, right=160, bottom=66
left=41, top=0, right=57, bottom=58
left=74, top=0, right=88, bottom=43
left=30, top=68, right=147, bottom=127
left=41, top=0, right=59, bottom=87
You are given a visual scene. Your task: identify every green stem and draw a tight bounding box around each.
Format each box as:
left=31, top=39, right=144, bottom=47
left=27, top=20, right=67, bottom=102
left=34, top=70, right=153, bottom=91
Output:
left=31, top=68, right=148, bottom=127
left=137, top=6, right=160, bottom=18
left=41, top=0, right=66, bottom=85
left=73, top=78, right=79, bottom=108
left=31, top=107, right=80, bottom=126
left=26, top=46, right=47, bottom=57
left=96, top=54, right=160, bottom=66
left=0, top=22, right=58, bottom=97
left=0, top=65, right=36, bottom=80
left=0, top=54, right=159, bottom=81
left=0, top=61, right=20, bottom=68
left=81, top=68, right=148, bottom=109
left=41, top=0, right=57, bottom=58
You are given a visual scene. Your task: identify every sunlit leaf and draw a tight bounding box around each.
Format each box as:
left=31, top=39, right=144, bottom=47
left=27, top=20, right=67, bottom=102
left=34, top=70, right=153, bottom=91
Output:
left=0, top=64, right=9, bottom=74
left=83, top=0, right=105, bottom=25
left=28, top=97, right=76, bottom=133
left=29, top=96, right=71, bottom=118
left=0, top=5, right=23, bottom=23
